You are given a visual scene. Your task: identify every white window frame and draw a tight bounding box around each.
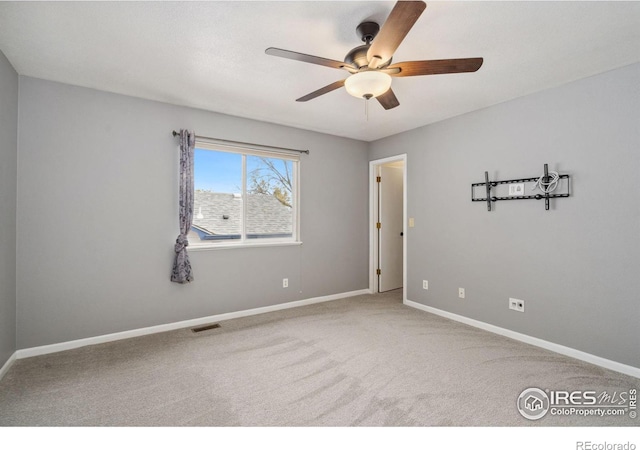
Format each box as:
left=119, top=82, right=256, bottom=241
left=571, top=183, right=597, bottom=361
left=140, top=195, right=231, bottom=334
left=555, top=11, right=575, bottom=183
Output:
left=189, top=138, right=301, bottom=250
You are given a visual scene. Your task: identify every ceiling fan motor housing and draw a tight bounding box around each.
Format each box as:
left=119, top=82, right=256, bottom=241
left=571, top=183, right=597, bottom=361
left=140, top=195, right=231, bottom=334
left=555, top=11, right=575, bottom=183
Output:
left=344, top=45, right=392, bottom=69
left=344, top=44, right=371, bottom=69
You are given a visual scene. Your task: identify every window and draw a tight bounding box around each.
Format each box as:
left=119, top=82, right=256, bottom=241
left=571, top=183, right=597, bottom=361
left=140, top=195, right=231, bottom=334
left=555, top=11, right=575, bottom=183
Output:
left=189, top=139, right=300, bottom=248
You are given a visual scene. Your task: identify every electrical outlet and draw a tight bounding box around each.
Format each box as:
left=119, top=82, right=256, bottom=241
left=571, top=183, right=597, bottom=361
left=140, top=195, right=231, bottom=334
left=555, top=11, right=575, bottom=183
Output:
left=458, top=287, right=465, bottom=299
left=283, top=278, right=288, bottom=288
left=509, top=298, right=525, bottom=312
left=423, top=280, right=428, bottom=290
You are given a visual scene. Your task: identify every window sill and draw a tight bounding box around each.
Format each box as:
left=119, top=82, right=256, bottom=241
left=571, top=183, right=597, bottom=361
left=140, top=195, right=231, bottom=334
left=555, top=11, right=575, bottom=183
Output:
left=188, top=241, right=302, bottom=251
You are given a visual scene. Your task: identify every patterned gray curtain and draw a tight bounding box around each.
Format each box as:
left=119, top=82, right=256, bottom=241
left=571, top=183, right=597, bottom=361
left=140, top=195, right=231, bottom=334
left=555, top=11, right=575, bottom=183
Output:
left=171, top=129, right=195, bottom=283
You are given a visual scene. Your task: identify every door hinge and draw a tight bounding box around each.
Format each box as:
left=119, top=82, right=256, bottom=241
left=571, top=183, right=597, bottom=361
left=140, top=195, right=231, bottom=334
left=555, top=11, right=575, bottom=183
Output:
left=376, top=176, right=381, bottom=183
left=376, top=269, right=381, bottom=275
left=376, top=222, right=381, bottom=229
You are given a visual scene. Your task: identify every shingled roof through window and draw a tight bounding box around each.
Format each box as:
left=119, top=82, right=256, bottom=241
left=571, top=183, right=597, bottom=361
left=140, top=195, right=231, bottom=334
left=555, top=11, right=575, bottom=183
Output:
left=192, top=190, right=292, bottom=237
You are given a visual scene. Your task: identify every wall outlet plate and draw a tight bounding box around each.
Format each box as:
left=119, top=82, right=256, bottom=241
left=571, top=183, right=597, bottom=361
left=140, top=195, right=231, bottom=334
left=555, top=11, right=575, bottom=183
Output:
left=509, top=297, right=525, bottom=312
left=423, top=280, right=428, bottom=290
left=508, top=183, right=525, bottom=196
left=283, top=278, right=288, bottom=288
left=458, top=287, right=465, bottom=299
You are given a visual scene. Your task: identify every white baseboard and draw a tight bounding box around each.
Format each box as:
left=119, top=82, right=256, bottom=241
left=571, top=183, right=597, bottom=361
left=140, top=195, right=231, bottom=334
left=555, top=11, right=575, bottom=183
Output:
left=16, top=289, right=371, bottom=359
left=0, top=352, right=16, bottom=381
left=404, top=299, right=640, bottom=379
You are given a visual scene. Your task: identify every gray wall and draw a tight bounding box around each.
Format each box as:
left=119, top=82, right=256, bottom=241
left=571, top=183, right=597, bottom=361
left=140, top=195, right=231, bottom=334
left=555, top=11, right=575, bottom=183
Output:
left=370, top=63, right=640, bottom=368
left=16, top=77, right=369, bottom=349
left=0, top=50, right=18, bottom=367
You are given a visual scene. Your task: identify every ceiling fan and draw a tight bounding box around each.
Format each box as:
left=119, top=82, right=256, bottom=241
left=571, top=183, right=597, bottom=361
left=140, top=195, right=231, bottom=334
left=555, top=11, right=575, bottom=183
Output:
left=265, top=1, right=483, bottom=110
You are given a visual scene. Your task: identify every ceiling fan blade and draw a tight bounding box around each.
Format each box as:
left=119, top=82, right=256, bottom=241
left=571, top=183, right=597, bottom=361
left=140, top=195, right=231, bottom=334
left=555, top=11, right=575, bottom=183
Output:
left=376, top=88, right=400, bottom=110
left=388, top=58, right=484, bottom=77
left=296, top=79, right=346, bottom=102
left=266, top=47, right=357, bottom=72
left=367, top=1, right=427, bottom=69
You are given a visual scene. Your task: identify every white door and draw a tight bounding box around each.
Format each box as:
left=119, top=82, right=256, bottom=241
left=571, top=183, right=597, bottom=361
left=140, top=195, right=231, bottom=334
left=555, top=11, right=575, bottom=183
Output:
left=378, top=165, right=403, bottom=292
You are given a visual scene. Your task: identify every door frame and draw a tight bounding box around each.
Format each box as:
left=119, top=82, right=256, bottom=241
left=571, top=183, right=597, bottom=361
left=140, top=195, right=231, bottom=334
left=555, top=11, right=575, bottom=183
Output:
left=369, top=154, right=407, bottom=301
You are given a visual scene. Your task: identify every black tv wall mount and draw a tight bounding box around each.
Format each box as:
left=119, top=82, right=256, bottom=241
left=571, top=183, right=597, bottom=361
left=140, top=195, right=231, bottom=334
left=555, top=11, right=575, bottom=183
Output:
left=471, top=164, right=570, bottom=211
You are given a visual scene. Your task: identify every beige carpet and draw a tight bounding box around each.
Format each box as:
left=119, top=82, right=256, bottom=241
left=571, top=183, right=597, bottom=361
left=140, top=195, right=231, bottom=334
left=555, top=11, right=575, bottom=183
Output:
left=0, top=290, right=637, bottom=426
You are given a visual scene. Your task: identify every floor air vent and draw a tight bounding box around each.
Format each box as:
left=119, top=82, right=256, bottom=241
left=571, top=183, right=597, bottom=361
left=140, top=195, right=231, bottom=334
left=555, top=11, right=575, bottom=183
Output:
left=191, top=323, right=221, bottom=333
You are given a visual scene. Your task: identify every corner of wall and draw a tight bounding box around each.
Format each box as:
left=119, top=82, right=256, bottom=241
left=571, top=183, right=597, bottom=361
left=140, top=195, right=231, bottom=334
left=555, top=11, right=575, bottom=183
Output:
left=0, top=49, right=19, bottom=371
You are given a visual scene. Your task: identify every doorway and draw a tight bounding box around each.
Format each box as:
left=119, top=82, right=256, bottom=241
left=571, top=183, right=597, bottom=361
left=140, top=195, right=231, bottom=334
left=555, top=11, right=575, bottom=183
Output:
left=369, top=155, right=406, bottom=299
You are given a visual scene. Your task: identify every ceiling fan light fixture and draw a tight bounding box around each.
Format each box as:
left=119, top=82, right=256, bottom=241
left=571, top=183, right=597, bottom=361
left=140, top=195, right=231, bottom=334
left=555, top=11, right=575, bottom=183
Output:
left=344, top=71, right=392, bottom=99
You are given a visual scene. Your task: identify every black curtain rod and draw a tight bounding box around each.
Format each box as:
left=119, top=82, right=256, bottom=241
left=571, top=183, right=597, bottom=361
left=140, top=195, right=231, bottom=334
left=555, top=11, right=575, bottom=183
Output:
left=172, top=130, right=309, bottom=155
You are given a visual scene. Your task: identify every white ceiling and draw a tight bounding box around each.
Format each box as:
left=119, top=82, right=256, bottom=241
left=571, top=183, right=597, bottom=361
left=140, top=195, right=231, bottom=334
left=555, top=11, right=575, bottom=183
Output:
left=1, top=1, right=639, bottom=142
